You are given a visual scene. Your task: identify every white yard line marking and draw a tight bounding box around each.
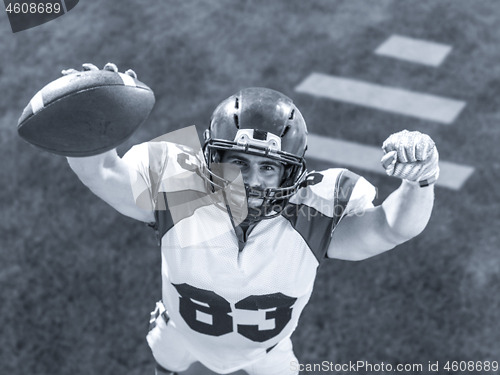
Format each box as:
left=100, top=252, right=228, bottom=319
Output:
left=375, top=35, right=452, bottom=67
left=306, top=134, right=474, bottom=190
left=295, top=72, right=466, bottom=124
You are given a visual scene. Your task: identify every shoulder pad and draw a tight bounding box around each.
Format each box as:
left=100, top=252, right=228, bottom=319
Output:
left=289, top=169, right=375, bottom=218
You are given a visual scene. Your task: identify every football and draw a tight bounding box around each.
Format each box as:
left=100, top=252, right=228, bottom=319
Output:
left=17, top=69, right=155, bottom=157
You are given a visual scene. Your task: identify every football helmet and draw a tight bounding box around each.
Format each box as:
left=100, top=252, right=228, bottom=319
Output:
left=203, top=87, right=308, bottom=217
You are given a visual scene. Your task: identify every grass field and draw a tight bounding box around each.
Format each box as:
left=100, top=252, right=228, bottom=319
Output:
left=1, top=1, right=500, bottom=374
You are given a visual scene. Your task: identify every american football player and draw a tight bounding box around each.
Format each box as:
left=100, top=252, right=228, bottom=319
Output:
left=65, top=64, right=439, bottom=375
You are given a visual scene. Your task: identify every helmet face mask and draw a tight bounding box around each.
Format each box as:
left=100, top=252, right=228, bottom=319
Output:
left=202, top=87, right=308, bottom=220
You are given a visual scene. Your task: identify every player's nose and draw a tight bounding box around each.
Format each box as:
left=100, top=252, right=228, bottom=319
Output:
left=243, top=168, right=263, bottom=188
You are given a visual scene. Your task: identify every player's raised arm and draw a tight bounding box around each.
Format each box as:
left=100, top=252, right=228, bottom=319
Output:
left=329, top=130, right=438, bottom=261
left=67, top=147, right=155, bottom=223
left=64, top=63, right=156, bottom=223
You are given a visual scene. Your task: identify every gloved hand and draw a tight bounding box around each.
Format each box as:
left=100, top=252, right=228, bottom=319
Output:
left=381, top=130, right=439, bottom=187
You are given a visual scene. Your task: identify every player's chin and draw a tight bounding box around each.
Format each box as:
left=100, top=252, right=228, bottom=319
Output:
left=247, top=198, right=264, bottom=208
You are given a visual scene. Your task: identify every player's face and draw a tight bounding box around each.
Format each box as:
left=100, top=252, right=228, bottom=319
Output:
left=220, top=151, right=285, bottom=208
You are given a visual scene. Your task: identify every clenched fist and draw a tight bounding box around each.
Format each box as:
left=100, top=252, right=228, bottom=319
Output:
left=381, top=130, right=439, bottom=187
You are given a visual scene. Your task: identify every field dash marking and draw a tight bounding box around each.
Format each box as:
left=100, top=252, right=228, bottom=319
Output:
left=375, top=35, right=452, bottom=67
left=295, top=72, right=466, bottom=124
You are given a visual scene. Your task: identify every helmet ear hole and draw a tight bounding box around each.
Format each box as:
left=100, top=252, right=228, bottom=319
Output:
left=233, top=114, right=240, bottom=129
left=281, top=125, right=290, bottom=137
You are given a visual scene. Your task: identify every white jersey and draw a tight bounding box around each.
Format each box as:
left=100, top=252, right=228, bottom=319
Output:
left=123, top=141, right=376, bottom=373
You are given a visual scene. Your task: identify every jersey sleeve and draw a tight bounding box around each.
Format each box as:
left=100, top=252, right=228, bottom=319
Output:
left=339, top=170, right=377, bottom=217
left=122, top=141, right=170, bottom=211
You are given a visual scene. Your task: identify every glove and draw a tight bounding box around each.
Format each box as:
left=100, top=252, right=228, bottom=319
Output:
left=381, top=130, right=439, bottom=187
left=61, top=62, right=137, bottom=79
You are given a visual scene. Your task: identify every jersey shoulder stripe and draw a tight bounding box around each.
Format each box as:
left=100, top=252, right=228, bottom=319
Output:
left=153, top=192, right=174, bottom=245
left=284, top=168, right=373, bottom=262
left=280, top=204, right=334, bottom=263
